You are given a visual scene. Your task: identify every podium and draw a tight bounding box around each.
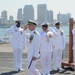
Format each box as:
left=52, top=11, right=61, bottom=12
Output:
left=62, top=18, right=74, bottom=68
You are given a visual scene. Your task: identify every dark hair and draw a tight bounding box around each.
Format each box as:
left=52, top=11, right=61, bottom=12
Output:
left=55, top=22, right=60, bottom=25
left=42, top=25, right=48, bottom=27
left=16, top=22, right=20, bottom=27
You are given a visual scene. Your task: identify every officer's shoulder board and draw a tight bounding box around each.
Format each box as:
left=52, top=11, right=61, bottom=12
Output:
left=34, top=31, right=38, bottom=34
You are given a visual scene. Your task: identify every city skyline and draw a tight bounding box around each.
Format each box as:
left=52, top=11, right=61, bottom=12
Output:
left=0, top=4, right=72, bottom=21
left=0, top=6, right=71, bottom=26
left=0, top=0, right=75, bottom=20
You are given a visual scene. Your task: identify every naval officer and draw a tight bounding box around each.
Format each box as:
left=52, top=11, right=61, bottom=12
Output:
left=23, top=19, right=41, bottom=75
left=6, top=20, right=25, bottom=71
left=72, top=27, right=75, bottom=70
left=40, top=23, right=58, bottom=75
left=53, top=21, right=65, bottom=71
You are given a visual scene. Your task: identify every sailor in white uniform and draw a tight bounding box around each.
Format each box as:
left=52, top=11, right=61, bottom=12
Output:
left=23, top=19, right=41, bottom=75
left=72, top=27, right=75, bottom=70
left=53, top=21, right=65, bottom=71
left=6, top=20, right=25, bottom=71
left=40, top=23, right=58, bottom=75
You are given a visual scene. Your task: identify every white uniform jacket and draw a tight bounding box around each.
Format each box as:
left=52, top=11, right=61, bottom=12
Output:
left=72, top=28, right=75, bottom=50
left=6, top=26, right=25, bottom=49
left=40, top=27, right=58, bottom=53
left=53, top=28, right=65, bottom=50
left=27, top=30, right=40, bottom=67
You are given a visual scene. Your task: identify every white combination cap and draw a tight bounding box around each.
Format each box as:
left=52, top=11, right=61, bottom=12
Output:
left=54, top=21, right=60, bottom=25
left=28, top=19, right=37, bottom=25
left=41, top=22, right=49, bottom=26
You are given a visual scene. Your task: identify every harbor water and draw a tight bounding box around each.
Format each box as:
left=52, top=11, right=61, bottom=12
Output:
left=0, top=25, right=69, bottom=43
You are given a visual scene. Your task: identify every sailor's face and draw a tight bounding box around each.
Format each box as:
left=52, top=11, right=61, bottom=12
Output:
left=16, top=22, right=20, bottom=28
left=42, top=26, right=48, bottom=31
left=55, top=25, right=60, bottom=29
left=29, top=24, right=36, bottom=31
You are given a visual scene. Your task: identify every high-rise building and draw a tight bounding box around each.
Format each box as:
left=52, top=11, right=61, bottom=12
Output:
left=1, top=10, right=7, bottom=24
left=9, top=16, right=14, bottom=23
left=7, top=16, right=14, bottom=26
left=47, top=10, right=53, bottom=24
left=0, top=17, right=2, bottom=25
left=57, top=12, right=71, bottom=24
left=23, top=5, right=34, bottom=24
left=37, top=4, right=47, bottom=24
left=17, top=8, right=22, bottom=20
left=47, top=10, right=49, bottom=22
left=49, top=10, right=53, bottom=24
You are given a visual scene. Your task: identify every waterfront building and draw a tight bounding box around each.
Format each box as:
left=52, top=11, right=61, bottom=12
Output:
left=23, top=5, right=34, bottom=24
left=17, top=8, right=22, bottom=20
left=37, top=4, right=47, bottom=24
left=49, top=10, right=54, bottom=25
left=8, top=16, right=14, bottom=26
left=47, top=10, right=53, bottom=25
left=9, top=16, right=14, bottom=22
left=1, top=10, right=7, bottom=24
left=57, top=12, right=71, bottom=25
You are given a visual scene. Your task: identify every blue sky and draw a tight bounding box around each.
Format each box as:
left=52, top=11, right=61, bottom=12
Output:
left=0, top=0, right=75, bottom=20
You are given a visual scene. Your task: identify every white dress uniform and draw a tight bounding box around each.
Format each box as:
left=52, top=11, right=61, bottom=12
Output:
left=53, top=28, right=65, bottom=70
left=27, top=30, right=41, bottom=75
left=40, top=27, right=58, bottom=75
left=6, top=25, right=25, bottom=71
left=72, top=28, right=75, bottom=66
